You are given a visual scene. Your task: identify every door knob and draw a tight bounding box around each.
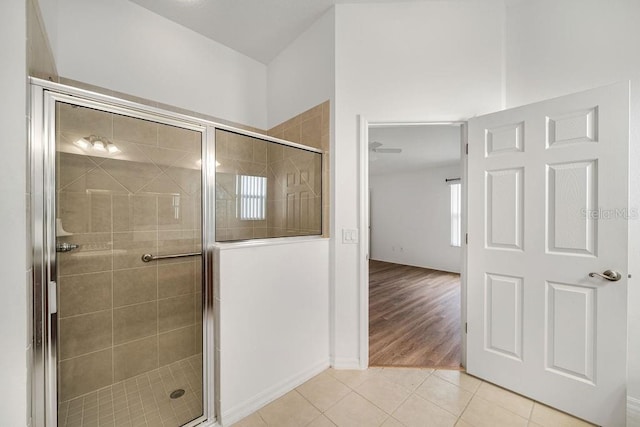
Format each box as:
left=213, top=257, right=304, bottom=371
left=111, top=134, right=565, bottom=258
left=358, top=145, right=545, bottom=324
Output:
left=588, top=270, right=622, bottom=282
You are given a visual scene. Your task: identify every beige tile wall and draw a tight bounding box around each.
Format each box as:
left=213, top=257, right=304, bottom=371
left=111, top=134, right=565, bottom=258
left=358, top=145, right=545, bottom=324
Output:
left=267, top=101, right=330, bottom=238
left=27, top=0, right=58, bottom=81
left=55, top=103, right=203, bottom=402
left=215, top=131, right=269, bottom=241
left=265, top=144, right=322, bottom=237
left=215, top=101, right=330, bottom=241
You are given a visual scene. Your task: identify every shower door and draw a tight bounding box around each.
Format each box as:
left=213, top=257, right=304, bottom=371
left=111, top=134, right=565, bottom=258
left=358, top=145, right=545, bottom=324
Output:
left=32, top=83, right=212, bottom=427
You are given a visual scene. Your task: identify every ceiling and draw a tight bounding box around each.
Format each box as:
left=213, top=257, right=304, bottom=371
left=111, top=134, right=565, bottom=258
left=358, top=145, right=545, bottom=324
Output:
left=368, top=125, right=461, bottom=176
left=128, top=0, right=420, bottom=64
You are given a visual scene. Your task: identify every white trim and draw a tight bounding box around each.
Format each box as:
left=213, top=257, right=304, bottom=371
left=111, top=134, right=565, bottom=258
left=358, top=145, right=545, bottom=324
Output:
left=357, top=118, right=468, bottom=370
left=214, top=237, right=328, bottom=251
left=459, top=123, right=469, bottom=368
left=220, top=359, right=329, bottom=426
left=629, top=396, right=640, bottom=426
left=331, top=357, right=363, bottom=370
left=358, top=115, right=370, bottom=370
left=368, top=121, right=466, bottom=128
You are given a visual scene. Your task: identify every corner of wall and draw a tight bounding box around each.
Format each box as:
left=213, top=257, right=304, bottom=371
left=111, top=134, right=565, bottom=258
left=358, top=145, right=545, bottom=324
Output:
left=27, top=0, right=58, bottom=81
left=330, top=357, right=361, bottom=370
left=221, top=360, right=329, bottom=426
left=266, top=7, right=336, bottom=128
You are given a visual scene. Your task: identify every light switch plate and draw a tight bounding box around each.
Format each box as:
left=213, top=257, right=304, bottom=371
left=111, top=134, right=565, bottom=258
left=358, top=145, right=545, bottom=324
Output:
left=342, top=229, right=359, bottom=244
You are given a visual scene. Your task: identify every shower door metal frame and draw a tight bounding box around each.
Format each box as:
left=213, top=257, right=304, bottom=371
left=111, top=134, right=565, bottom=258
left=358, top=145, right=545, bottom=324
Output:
left=30, top=78, right=219, bottom=427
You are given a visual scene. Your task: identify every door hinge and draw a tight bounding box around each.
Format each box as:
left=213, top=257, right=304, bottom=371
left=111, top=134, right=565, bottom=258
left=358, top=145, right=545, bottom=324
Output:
left=465, top=233, right=468, bottom=244
left=465, top=143, right=468, bottom=155
left=465, top=322, right=468, bottom=334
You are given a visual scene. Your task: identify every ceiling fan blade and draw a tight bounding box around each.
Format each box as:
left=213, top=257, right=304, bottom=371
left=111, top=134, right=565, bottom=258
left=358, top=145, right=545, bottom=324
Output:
left=373, top=148, right=402, bottom=154
left=369, top=141, right=383, bottom=149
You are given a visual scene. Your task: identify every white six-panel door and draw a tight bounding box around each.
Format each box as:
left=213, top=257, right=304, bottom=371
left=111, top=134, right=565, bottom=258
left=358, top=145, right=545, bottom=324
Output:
left=467, top=82, right=629, bottom=426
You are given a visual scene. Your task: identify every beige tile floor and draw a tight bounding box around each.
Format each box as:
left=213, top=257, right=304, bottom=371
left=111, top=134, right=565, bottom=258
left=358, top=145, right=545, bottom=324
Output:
left=232, top=368, right=595, bottom=427
left=58, top=355, right=203, bottom=427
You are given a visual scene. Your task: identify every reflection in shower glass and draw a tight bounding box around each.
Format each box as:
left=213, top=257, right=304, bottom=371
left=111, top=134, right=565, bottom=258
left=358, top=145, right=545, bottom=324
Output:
left=215, top=129, right=322, bottom=241
left=55, top=102, right=204, bottom=427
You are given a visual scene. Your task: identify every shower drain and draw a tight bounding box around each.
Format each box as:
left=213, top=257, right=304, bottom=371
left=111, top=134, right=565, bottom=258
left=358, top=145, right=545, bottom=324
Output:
left=170, top=389, right=186, bottom=399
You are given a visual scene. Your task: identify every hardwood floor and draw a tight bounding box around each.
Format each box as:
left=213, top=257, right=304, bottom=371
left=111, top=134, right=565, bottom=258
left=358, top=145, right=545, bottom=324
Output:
left=369, top=260, right=461, bottom=368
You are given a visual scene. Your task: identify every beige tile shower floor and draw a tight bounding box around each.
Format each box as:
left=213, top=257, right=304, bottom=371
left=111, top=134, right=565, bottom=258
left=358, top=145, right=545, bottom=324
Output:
left=58, top=355, right=203, bottom=427
left=232, top=368, right=595, bottom=427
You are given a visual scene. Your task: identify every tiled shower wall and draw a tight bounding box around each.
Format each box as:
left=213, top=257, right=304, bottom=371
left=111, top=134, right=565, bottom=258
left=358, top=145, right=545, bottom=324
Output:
left=56, top=103, right=203, bottom=402
left=268, top=101, right=330, bottom=238
left=264, top=142, right=322, bottom=237
left=215, top=131, right=269, bottom=240
left=215, top=130, right=322, bottom=240
left=215, top=101, right=330, bottom=241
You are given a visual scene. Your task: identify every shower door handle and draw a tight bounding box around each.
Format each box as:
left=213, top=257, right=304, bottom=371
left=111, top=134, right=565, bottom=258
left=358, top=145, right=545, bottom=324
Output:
left=141, top=252, right=201, bottom=262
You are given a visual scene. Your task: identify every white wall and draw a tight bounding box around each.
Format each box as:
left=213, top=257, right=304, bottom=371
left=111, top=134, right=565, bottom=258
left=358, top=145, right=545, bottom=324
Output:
left=332, top=0, right=505, bottom=367
left=267, top=8, right=335, bottom=128
left=19, top=0, right=640, bottom=421
left=504, top=0, right=640, bottom=409
left=505, top=0, right=640, bottom=108
left=0, top=0, right=28, bottom=425
left=217, top=239, right=330, bottom=425
left=35, top=0, right=57, bottom=57
left=370, top=164, right=461, bottom=273
left=56, top=0, right=268, bottom=129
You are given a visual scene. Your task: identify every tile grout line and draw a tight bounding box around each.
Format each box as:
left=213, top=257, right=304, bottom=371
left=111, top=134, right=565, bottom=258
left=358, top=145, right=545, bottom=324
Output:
left=393, top=369, right=446, bottom=426
left=322, top=368, right=471, bottom=427
left=454, top=375, right=482, bottom=425
left=372, top=368, right=435, bottom=425
left=236, top=368, right=594, bottom=427
left=335, top=369, right=410, bottom=425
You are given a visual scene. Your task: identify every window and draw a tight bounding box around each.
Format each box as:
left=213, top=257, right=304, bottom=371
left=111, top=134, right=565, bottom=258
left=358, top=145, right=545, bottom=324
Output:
left=450, top=183, right=461, bottom=247
left=236, top=175, right=267, bottom=220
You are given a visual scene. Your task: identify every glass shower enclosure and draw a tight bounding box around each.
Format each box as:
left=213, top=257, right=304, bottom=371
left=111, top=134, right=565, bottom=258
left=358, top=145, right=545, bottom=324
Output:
left=30, top=81, right=215, bottom=427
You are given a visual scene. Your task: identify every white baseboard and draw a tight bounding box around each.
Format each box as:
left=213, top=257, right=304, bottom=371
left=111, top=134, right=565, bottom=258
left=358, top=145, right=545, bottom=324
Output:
left=330, top=357, right=363, bottom=370
left=629, top=396, right=640, bottom=426
left=220, top=359, right=329, bottom=426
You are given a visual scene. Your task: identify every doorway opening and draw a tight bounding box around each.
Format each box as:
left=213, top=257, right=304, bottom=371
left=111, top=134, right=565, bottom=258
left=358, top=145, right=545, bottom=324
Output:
left=364, top=122, right=466, bottom=369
